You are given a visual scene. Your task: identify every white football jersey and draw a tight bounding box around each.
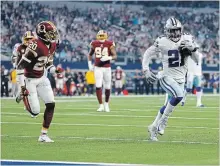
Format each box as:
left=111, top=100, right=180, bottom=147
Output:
left=142, top=33, right=199, bottom=83
left=12, top=43, right=21, bottom=57
left=187, top=52, right=202, bottom=76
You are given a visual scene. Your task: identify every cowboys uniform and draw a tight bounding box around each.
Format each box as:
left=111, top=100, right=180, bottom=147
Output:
left=142, top=17, right=199, bottom=141
left=182, top=51, right=204, bottom=107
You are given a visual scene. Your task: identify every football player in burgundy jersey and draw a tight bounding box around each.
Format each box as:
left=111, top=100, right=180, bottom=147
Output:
left=55, top=64, right=65, bottom=95
left=88, top=30, right=117, bottom=112
left=16, top=21, right=62, bottom=142
left=115, top=66, right=124, bottom=95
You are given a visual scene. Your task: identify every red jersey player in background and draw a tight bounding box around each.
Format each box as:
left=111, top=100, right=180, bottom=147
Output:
left=88, top=30, right=117, bottom=112
left=16, top=21, right=62, bottom=142
left=115, top=66, right=124, bottom=95
left=55, top=64, right=65, bottom=95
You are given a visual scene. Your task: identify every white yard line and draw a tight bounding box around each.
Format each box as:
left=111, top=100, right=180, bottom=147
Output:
left=1, top=134, right=217, bottom=145
left=1, top=112, right=218, bottom=120
left=1, top=106, right=219, bottom=112
left=1, top=122, right=218, bottom=130
left=1, top=94, right=219, bottom=100
left=0, top=159, right=156, bottom=166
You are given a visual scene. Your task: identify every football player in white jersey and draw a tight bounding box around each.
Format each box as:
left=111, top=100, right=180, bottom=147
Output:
left=182, top=52, right=204, bottom=107
left=142, top=17, right=199, bottom=141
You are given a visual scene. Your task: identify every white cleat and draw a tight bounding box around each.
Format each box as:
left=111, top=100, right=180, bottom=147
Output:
left=158, top=129, right=165, bottom=135
left=157, top=118, right=168, bottom=135
left=147, top=125, right=158, bottom=141
left=38, top=134, right=54, bottom=143
left=197, top=104, right=205, bottom=108
left=104, top=102, right=110, bottom=112
left=97, top=104, right=104, bottom=112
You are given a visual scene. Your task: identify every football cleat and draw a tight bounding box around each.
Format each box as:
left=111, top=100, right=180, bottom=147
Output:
left=104, top=102, right=110, bottom=112
left=181, top=102, right=185, bottom=106
left=147, top=125, right=158, bottom=141
left=97, top=104, right=104, bottom=112
left=157, top=117, right=168, bottom=136
left=38, top=134, right=54, bottom=143
left=197, top=104, right=205, bottom=108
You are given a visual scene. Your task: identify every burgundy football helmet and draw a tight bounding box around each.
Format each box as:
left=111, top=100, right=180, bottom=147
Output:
left=36, top=21, right=58, bottom=42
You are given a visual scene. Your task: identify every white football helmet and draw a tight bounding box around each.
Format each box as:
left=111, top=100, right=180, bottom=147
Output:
left=164, top=17, right=183, bottom=42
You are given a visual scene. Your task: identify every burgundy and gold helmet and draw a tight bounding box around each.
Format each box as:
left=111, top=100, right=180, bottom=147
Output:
left=36, top=21, right=58, bottom=43
left=22, top=31, right=35, bottom=46
left=96, top=30, right=108, bottom=40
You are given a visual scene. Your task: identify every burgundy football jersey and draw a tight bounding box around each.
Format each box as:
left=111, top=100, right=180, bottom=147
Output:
left=115, top=70, right=123, bottom=80
left=90, top=40, right=115, bottom=68
left=23, top=38, right=56, bottom=78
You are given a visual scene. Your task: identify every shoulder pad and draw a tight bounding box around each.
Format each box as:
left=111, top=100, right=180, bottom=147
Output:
left=153, top=36, right=164, bottom=47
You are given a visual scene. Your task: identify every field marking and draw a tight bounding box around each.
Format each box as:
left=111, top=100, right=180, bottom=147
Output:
left=0, top=159, right=155, bottom=166
left=1, top=112, right=219, bottom=120
left=1, top=134, right=218, bottom=145
left=1, top=105, right=219, bottom=112
left=1, top=121, right=219, bottom=130
left=1, top=94, right=219, bottom=100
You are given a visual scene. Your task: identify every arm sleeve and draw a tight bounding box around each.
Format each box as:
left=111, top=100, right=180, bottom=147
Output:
left=142, top=40, right=160, bottom=71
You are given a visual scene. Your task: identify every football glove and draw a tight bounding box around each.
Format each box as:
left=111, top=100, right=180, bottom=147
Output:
left=144, top=70, right=157, bottom=84
left=180, top=40, right=197, bottom=52
left=100, top=56, right=112, bottom=62
left=20, top=86, right=29, bottom=97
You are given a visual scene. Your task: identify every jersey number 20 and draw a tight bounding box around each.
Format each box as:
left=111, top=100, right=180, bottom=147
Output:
left=168, top=50, right=184, bottom=67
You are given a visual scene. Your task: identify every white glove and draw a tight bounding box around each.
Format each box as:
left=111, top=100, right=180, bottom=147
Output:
left=144, top=70, right=157, bottom=84
left=100, top=56, right=112, bottom=62
left=88, top=61, right=94, bottom=71
left=180, top=40, right=196, bottom=52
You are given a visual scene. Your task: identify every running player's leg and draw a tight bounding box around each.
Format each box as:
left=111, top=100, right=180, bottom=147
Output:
left=94, top=67, right=104, bottom=112
left=182, top=72, right=193, bottom=106
left=24, top=78, right=40, bottom=117
left=37, top=76, right=55, bottom=142
left=195, top=76, right=204, bottom=107
left=103, top=67, right=112, bottom=112
left=157, top=76, right=184, bottom=134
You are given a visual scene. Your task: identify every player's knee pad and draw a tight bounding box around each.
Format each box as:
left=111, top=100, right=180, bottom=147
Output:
left=196, top=87, right=201, bottom=92
left=170, top=97, right=183, bottom=106
left=45, top=102, right=55, bottom=112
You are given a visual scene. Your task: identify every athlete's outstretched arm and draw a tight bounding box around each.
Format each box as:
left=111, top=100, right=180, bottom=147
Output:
left=142, top=45, right=158, bottom=71
left=16, top=49, right=35, bottom=86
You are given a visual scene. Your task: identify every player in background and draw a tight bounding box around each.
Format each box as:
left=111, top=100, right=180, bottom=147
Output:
left=88, top=30, right=117, bottom=112
left=12, top=31, right=36, bottom=116
left=115, top=66, right=124, bottom=95
left=142, top=17, right=199, bottom=141
left=55, top=64, right=65, bottom=96
left=181, top=52, right=204, bottom=107
left=16, top=21, right=62, bottom=142
left=12, top=31, right=35, bottom=68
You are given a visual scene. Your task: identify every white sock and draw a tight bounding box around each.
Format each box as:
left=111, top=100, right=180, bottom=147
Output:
left=100, top=104, right=104, bottom=107
left=196, top=91, right=202, bottom=106
left=152, top=111, right=162, bottom=126
left=182, top=89, right=187, bottom=103
left=157, top=102, right=175, bottom=127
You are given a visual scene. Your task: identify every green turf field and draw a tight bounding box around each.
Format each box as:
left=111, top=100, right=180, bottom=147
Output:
left=1, top=95, right=219, bottom=165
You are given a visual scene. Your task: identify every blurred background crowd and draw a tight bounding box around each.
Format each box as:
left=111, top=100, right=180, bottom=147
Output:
left=1, top=1, right=219, bottom=96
